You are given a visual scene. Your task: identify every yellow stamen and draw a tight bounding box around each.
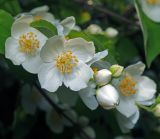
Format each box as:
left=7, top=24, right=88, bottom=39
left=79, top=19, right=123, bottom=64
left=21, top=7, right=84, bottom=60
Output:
left=147, top=0, right=160, bottom=4
left=92, top=67, right=99, bottom=74
left=119, top=75, right=137, bottom=97
left=34, top=15, right=43, bottom=21
left=19, top=32, right=40, bottom=55
left=56, top=50, right=78, bottom=74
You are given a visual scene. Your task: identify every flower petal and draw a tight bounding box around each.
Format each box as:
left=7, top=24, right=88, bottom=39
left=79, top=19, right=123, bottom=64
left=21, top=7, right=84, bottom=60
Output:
left=40, top=35, right=64, bottom=62
left=30, top=5, right=49, bottom=13
left=65, top=38, right=95, bottom=63
left=5, top=37, right=26, bottom=65
left=63, top=62, right=93, bottom=91
left=79, top=86, right=98, bottom=110
left=22, top=54, right=43, bottom=74
left=60, top=16, right=75, bottom=35
left=140, top=0, right=160, bottom=22
left=116, top=95, right=138, bottom=118
left=87, top=50, right=108, bottom=66
left=116, top=109, right=139, bottom=133
left=135, top=76, right=156, bottom=102
left=125, top=61, right=145, bottom=76
left=38, top=63, right=63, bottom=92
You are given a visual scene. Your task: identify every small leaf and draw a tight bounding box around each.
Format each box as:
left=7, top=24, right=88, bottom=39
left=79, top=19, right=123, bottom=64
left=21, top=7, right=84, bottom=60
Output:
left=30, top=20, right=57, bottom=37
left=0, top=9, right=14, bottom=55
left=135, top=0, right=160, bottom=67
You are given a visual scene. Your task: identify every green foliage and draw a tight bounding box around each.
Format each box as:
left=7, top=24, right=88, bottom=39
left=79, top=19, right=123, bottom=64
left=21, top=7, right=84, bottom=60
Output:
left=30, top=20, right=58, bottom=37
left=0, top=0, right=22, bottom=15
left=0, top=9, right=14, bottom=55
left=135, top=0, right=160, bottom=67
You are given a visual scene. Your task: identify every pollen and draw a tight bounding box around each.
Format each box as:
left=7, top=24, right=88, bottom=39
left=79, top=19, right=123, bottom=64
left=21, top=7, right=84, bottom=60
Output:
left=56, top=50, right=78, bottom=74
left=19, top=32, right=40, bottom=55
left=119, top=75, right=137, bottom=97
left=34, top=15, right=43, bottom=21
left=147, top=0, right=160, bottom=4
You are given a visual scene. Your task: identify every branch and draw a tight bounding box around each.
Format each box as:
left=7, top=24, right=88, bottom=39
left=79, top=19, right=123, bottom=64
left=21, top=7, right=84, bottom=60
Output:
left=75, top=0, right=140, bottom=28
left=34, top=83, right=93, bottom=139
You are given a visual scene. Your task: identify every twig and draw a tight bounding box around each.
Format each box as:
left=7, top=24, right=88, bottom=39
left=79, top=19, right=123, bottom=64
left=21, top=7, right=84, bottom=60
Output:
left=75, top=0, right=140, bottom=28
left=34, top=83, right=93, bottom=139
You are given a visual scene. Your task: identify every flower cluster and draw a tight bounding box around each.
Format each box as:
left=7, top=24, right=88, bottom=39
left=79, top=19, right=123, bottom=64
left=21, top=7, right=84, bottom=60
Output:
left=4, top=5, right=158, bottom=134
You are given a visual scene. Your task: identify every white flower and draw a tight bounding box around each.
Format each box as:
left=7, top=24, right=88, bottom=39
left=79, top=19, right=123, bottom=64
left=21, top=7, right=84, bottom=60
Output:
left=110, top=64, right=124, bottom=78
left=5, top=22, right=47, bottom=73
left=139, top=0, right=160, bottom=22
left=38, top=36, right=95, bottom=92
left=86, top=24, right=103, bottom=34
left=78, top=51, right=108, bottom=110
left=30, top=5, right=56, bottom=22
left=105, top=27, right=118, bottom=38
left=94, top=69, right=112, bottom=86
left=154, top=103, right=160, bottom=117
left=15, top=5, right=56, bottom=23
left=96, top=84, right=119, bottom=109
left=112, top=62, right=156, bottom=131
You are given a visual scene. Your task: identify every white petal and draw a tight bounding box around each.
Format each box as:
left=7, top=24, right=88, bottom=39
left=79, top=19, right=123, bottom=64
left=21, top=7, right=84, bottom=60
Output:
left=116, top=95, right=138, bottom=117
left=22, top=54, right=43, bottom=74
left=15, top=14, right=34, bottom=24
left=125, top=61, right=145, bottom=76
left=135, top=76, right=156, bottom=102
left=140, top=0, right=160, bottom=22
left=38, top=63, right=63, bottom=92
left=138, top=97, right=155, bottom=106
left=30, top=5, right=49, bottom=13
left=64, top=62, right=93, bottom=91
left=40, top=13, right=55, bottom=22
left=40, top=35, right=64, bottom=62
left=60, top=16, right=75, bottom=35
left=116, top=110, right=139, bottom=133
left=79, top=83, right=98, bottom=110
left=87, top=50, right=108, bottom=66
left=65, top=38, right=95, bottom=63
left=5, top=37, right=26, bottom=65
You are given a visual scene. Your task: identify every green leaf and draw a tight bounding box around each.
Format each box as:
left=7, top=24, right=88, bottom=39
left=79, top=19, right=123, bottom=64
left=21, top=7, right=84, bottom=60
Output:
left=135, top=0, right=160, bottom=67
left=30, top=20, right=57, bottom=38
left=0, top=9, right=14, bottom=54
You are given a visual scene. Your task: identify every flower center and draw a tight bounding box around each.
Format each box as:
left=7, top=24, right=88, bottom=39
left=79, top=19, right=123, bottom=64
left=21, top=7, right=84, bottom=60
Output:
left=19, top=32, right=40, bottom=55
left=119, top=75, right=137, bottom=97
left=56, top=50, right=78, bottom=74
left=34, top=15, right=43, bottom=21
left=147, top=0, right=160, bottom=4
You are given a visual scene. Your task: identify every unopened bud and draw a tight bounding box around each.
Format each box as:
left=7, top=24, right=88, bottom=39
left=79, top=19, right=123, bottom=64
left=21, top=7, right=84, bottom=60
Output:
left=154, top=104, right=160, bottom=117
left=86, top=24, right=103, bottom=34
left=95, top=69, right=112, bottom=86
left=105, top=27, right=118, bottom=38
left=96, top=84, right=119, bottom=110
left=110, top=64, right=124, bottom=78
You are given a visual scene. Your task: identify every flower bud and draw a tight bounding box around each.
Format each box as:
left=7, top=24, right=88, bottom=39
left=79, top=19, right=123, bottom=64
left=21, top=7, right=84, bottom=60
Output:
left=95, top=69, right=112, bottom=86
left=96, top=84, right=119, bottom=110
left=110, top=64, right=124, bottom=78
left=105, top=27, right=118, bottom=38
left=154, top=104, right=160, bottom=117
left=86, top=24, right=103, bottom=34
